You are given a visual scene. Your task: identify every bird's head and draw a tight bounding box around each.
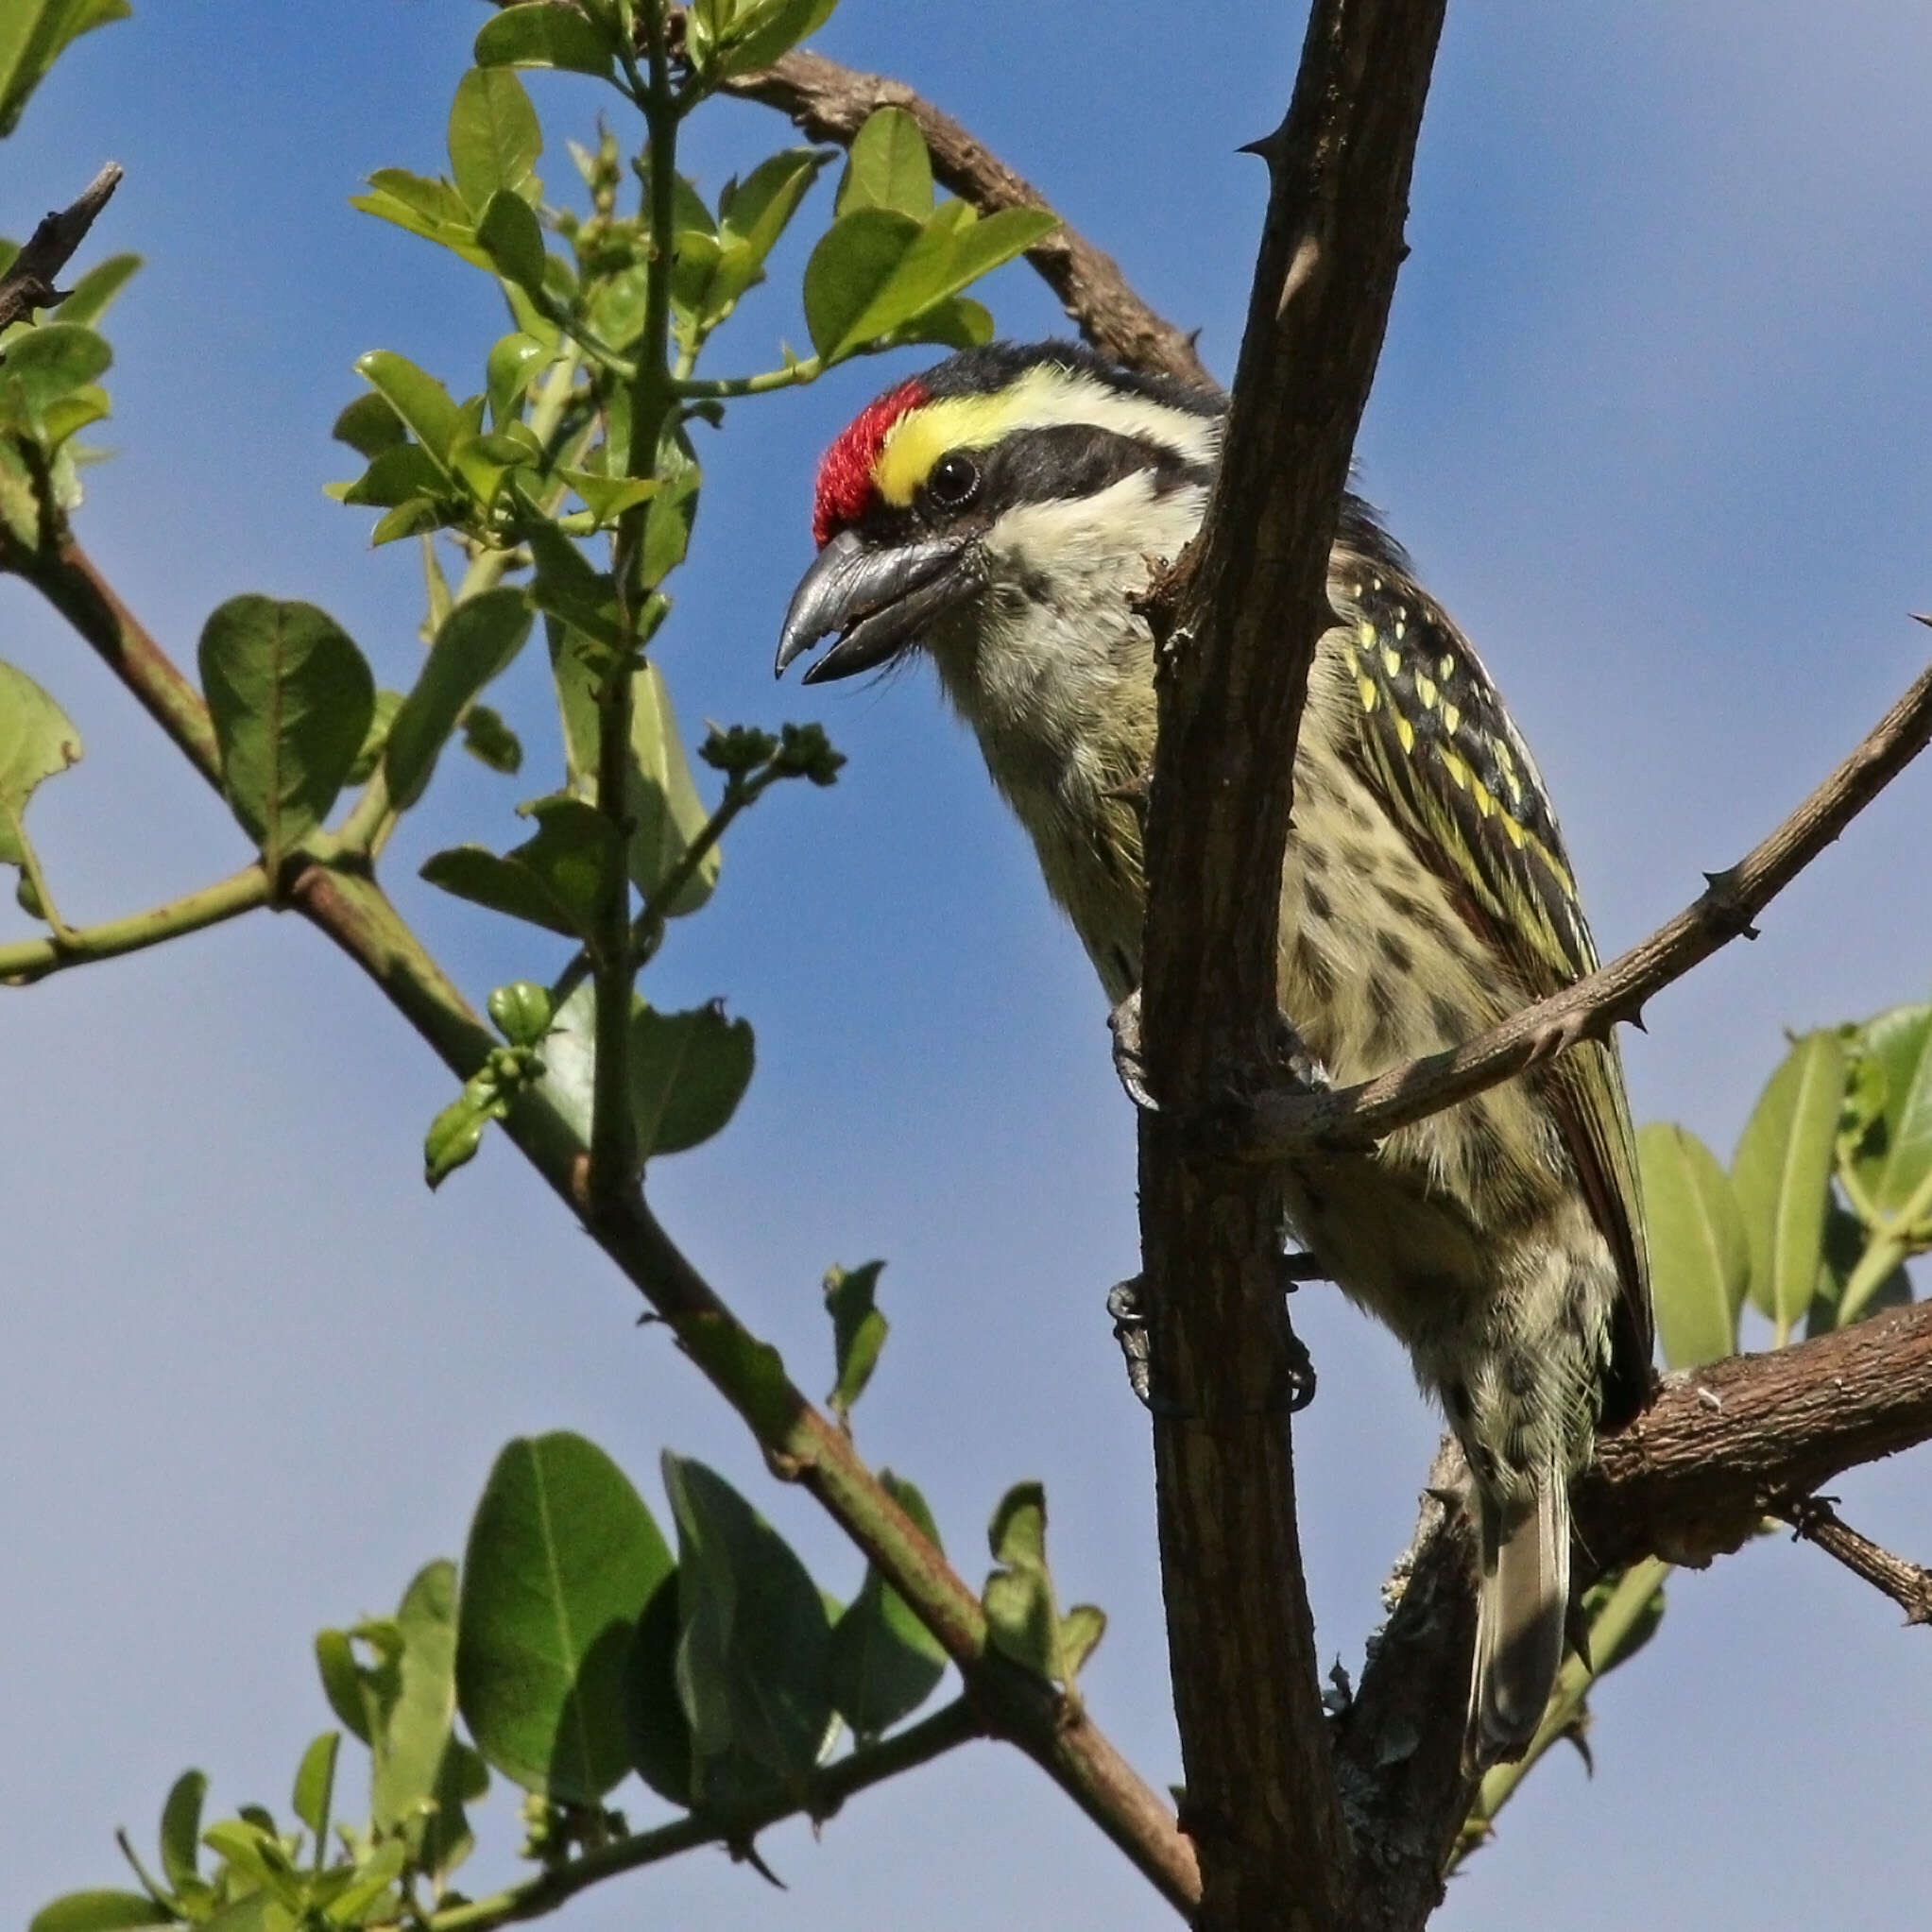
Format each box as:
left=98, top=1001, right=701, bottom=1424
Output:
left=774, top=341, right=1223, bottom=690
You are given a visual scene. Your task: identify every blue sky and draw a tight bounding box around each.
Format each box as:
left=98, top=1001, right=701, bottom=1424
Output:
left=5, top=4, right=1930, bottom=1928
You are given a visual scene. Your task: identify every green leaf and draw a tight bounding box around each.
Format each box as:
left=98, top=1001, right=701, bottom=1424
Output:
left=461, top=703, right=522, bottom=774
left=351, top=351, right=462, bottom=467
left=556, top=467, right=658, bottom=524
left=0, top=0, right=131, bottom=140
left=291, top=1733, right=338, bottom=1846
left=339, top=443, right=448, bottom=508
left=1580, top=1558, right=1668, bottom=1677
left=197, top=597, right=376, bottom=873
left=983, top=1481, right=1058, bottom=1679
left=719, top=146, right=827, bottom=262
left=0, top=657, right=81, bottom=869
left=457, top=1432, right=675, bottom=1803
left=623, top=1557, right=692, bottom=1806
left=345, top=690, right=402, bottom=786
left=158, top=1769, right=207, bottom=1894
left=473, top=3, right=617, bottom=77
left=349, top=173, right=487, bottom=268
left=835, top=107, right=932, bottom=219
left=476, top=189, right=548, bottom=298
left=549, top=636, right=719, bottom=912
left=691, top=0, right=837, bottom=79
left=1733, top=1030, right=1846, bottom=1338
left=56, top=252, right=140, bottom=327
left=448, top=66, right=541, bottom=214
left=627, top=659, right=717, bottom=912
left=2, top=321, right=111, bottom=416
left=420, top=795, right=619, bottom=940
left=1807, top=1202, right=1914, bottom=1338
left=485, top=332, right=548, bottom=427
left=802, top=206, right=922, bottom=360
left=662, top=1453, right=835, bottom=1798
left=369, top=499, right=450, bottom=547
left=823, top=1260, right=888, bottom=1420
left=1637, top=1122, right=1750, bottom=1368
left=1058, top=1603, right=1106, bottom=1678
left=828, top=1470, right=947, bottom=1739
left=331, top=392, right=405, bottom=459
left=314, top=1631, right=373, bottom=1743
left=385, top=590, right=533, bottom=810
left=28, top=1895, right=175, bottom=1932
left=488, top=981, right=554, bottom=1050
left=1844, top=1003, right=1932, bottom=1222
left=316, top=1838, right=402, bottom=1928
left=371, top=1561, right=460, bottom=1839
left=631, top=1002, right=755, bottom=1157
left=522, top=524, right=624, bottom=650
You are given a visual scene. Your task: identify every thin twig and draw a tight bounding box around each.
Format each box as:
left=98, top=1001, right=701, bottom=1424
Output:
left=1242, top=642, right=1932, bottom=1159
left=0, top=863, right=267, bottom=984
left=0, top=162, right=122, bottom=335
left=715, top=43, right=1210, bottom=385
left=428, top=1696, right=984, bottom=1932
left=1772, top=1493, right=1932, bottom=1627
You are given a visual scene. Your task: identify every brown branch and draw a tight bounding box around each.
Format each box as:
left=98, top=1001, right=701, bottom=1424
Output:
left=18, top=540, right=1203, bottom=1921
left=0, top=162, right=122, bottom=334
left=716, top=45, right=1210, bottom=385
left=1132, top=5, right=1446, bottom=1929
left=1334, top=1303, right=1932, bottom=1927
left=1772, top=1493, right=1932, bottom=1627
left=1242, top=634, right=1932, bottom=1160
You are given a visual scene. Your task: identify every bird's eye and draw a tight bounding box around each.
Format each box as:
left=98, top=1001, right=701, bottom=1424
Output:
left=927, top=451, right=981, bottom=511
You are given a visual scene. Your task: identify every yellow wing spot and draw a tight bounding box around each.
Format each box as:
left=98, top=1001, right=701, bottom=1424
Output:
left=1501, top=767, right=1523, bottom=806
left=1381, top=644, right=1402, bottom=678
left=1357, top=675, right=1379, bottom=712
left=1469, top=776, right=1495, bottom=817
left=1499, top=811, right=1528, bottom=848
left=1372, top=575, right=1385, bottom=592
left=1441, top=701, right=1462, bottom=734
left=1394, top=712, right=1415, bottom=753
left=1438, top=654, right=1455, bottom=681
left=1441, top=748, right=1470, bottom=790
left=1358, top=619, right=1376, bottom=651
left=1415, top=675, right=1438, bottom=710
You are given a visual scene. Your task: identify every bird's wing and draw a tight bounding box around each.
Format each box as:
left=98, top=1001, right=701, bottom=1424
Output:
left=1336, top=563, right=1653, bottom=1418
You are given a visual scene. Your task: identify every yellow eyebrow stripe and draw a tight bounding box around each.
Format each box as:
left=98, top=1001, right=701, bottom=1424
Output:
left=875, top=394, right=1025, bottom=505
left=870, top=364, right=1222, bottom=508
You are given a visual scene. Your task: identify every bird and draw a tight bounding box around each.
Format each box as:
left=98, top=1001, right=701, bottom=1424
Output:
left=773, top=339, right=1653, bottom=1765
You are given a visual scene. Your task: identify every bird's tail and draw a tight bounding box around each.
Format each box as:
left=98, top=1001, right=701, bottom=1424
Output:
left=1466, top=1470, right=1567, bottom=1769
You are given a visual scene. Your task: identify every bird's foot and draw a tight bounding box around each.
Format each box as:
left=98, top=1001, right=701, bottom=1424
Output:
left=1107, top=1275, right=1155, bottom=1408
left=1109, top=988, right=1157, bottom=1111
left=1275, top=1296, right=1318, bottom=1413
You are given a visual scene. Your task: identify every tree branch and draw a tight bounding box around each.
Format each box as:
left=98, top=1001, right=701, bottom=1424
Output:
left=1333, top=1303, right=1932, bottom=1927
left=0, top=162, right=121, bottom=334
left=428, top=1695, right=983, bottom=1932
left=1232, top=634, right=1932, bottom=1159
left=1132, top=5, right=1445, bottom=1928
left=14, top=546, right=1203, bottom=1921
left=1771, top=1493, right=1932, bottom=1628
left=713, top=43, right=1210, bottom=385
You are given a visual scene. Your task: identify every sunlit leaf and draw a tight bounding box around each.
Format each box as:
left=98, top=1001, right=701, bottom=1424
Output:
left=828, top=1469, right=947, bottom=1739
left=0, top=657, right=81, bottom=870
left=385, top=589, right=534, bottom=810
left=458, top=1432, right=675, bottom=1803
left=1637, top=1122, right=1749, bottom=1368
left=1733, top=1030, right=1844, bottom=1338
left=448, top=66, right=541, bottom=214
left=823, top=1260, right=887, bottom=1421
left=197, top=597, right=375, bottom=874
left=834, top=107, right=932, bottom=219
left=473, top=3, right=617, bottom=77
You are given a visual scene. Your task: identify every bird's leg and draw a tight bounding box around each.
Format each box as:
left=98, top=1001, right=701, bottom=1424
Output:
left=1108, top=988, right=1156, bottom=1111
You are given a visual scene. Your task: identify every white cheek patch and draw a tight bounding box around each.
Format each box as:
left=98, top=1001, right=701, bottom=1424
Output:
left=984, top=475, right=1208, bottom=587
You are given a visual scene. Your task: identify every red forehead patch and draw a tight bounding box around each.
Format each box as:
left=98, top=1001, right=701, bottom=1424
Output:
left=812, top=380, right=927, bottom=548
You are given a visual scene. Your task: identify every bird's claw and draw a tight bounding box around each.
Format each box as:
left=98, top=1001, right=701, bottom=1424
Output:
left=1107, top=1276, right=1154, bottom=1407
left=1109, top=989, right=1157, bottom=1111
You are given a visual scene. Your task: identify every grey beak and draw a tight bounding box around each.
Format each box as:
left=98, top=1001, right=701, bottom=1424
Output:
left=775, top=529, right=982, bottom=684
